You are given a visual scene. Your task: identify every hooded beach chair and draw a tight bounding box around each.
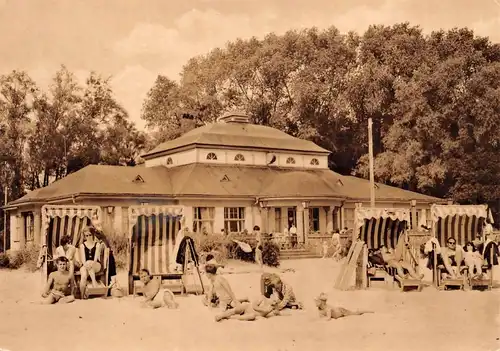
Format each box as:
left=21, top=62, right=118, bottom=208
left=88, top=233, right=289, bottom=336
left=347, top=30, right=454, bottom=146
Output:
left=128, top=206, right=186, bottom=296
left=356, top=207, right=422, bottom=291
left=430, top=204, right=489, bottom=290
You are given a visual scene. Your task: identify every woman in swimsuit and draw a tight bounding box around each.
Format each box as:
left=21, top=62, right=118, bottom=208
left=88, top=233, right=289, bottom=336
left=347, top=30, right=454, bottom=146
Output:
left=79, top=226, right=102, bottom=296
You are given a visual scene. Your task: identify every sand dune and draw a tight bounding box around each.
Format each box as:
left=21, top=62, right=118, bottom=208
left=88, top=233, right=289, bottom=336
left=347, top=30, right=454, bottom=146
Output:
left=0, top=259, right=499, bottom=351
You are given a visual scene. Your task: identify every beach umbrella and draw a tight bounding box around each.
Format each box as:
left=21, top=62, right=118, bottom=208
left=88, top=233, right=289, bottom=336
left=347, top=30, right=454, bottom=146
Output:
left=233, top=239, right=252, bottom=253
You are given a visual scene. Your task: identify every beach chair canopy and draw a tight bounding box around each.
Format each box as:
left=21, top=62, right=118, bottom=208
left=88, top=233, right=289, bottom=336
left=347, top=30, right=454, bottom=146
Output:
left=42, top=205, right=102, bottom=256
left=355, top=208, right=410, bottom=249
left=430, top=204, right=489, bottom=245
left=128, top=205, right=184, bottom=276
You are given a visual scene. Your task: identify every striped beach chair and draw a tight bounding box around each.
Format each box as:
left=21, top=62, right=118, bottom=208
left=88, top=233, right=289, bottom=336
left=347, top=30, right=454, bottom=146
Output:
left=430, top=204, right=489, bottom=290
left=127, top=205, right=185, bottom=295
left=355, top=208, right=421, bottom=290
left=40, top=205, right=102, bottom=280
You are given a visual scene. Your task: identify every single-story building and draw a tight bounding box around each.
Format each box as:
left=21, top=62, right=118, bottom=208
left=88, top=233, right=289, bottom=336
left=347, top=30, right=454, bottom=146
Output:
left=5, top=111, right=447, bottom=252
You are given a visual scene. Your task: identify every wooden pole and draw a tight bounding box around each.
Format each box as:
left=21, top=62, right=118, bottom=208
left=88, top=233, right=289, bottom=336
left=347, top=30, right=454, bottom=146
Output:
left=3, top=187, right=6, bottom=253
left=368, top=118, right=375, bottom=208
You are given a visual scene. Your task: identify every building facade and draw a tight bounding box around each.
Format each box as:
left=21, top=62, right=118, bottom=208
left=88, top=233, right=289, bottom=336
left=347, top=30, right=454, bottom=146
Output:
left=5, top=111, right=446, bottom=250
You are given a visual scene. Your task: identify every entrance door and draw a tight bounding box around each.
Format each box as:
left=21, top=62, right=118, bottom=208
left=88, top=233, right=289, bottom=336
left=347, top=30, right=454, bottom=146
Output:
left=287, top=207, right=296, bottom=229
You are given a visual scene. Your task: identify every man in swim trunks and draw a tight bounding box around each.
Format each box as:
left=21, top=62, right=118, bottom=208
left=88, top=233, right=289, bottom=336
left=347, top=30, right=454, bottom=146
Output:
left=139, top=269, right=178, bottom=309
left=41, top=256, right=76, bottom=304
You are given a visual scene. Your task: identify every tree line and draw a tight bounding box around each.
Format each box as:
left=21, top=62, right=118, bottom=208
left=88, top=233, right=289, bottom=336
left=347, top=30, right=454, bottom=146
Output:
left=1, top=22, right=500, bottom=223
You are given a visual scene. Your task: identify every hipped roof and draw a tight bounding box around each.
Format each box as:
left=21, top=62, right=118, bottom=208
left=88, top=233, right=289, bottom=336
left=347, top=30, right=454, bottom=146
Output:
left=142, top=122, right=330, bottom=158
left=7, top=164, right=443, bottom=208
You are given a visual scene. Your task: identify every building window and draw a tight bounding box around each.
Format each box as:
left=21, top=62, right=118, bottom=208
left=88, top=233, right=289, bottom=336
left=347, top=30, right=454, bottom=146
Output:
left=206, top=152, right=217, bottom=160
left=193, top=207, right=215, bottom=234
left=234, top=153, right=245, bottom=162
left=286, top=157, right=296, bottom=165
left=224, top=207, right=245, bottom=233
left=24, top=213, right=34, bottom=242
left=166, top=157, right=173, bottom=165
left=310, top=158, right=319, bottom=166
left=274, top=208, right=282, bottom=233
left=309, top=207, right=320, bottom=232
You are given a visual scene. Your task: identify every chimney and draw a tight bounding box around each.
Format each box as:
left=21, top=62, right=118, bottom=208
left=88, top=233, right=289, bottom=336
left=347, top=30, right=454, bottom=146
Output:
left=216, top=111, right=250, bottom=124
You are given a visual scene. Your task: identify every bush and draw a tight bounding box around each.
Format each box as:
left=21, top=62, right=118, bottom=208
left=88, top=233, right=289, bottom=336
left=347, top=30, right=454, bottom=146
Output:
left=105, top=232, right=129, bottom=270
left=262, top=240, right=280, bottom=267
left=7, top=244, right=40, bottom=271
left=0, top=252, right=9, bottom=268
left=193, top=233, right=230, bottom=264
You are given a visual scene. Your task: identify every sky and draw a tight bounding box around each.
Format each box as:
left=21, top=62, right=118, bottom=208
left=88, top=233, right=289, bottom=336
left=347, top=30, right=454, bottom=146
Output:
left=1, top=0, right=499, bottom=130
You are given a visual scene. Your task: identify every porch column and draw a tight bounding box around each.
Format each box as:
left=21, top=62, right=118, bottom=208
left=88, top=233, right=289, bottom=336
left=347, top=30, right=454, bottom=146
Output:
left=18, top=214, right=26, bottom=247
left=340, top=206, right=345, bottom=229
left=281, top=207, right=288, bottom=232
left=267, top=207, right=275, bottom=233
left=33, top=210, right=42, bottom=245
left=260, top=208, right=269, bottom=233
left=303, top=206, right=310, bottom=241
left=183, top=206, right=194, bottom=233
left=214, top=207, right=224, bottom=234
left=326, top=206, right=334, bottom=233
left=411, top=200, right=417, bottom=229
left=113, top=206, right=123, bottom=234
left=244, top=206, right=254, bottom=232
left=296, top=206, right=304, bottom=243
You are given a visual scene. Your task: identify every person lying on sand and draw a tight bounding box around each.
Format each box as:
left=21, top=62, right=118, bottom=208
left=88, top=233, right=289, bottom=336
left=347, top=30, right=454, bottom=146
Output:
left=139, top=269, right=178, bottom=309
left=204, top=264, right=256, bottom=322
left=380, top=246, right=424, bottom=280
left=260, top=273, right=303, bottom=310
left=314, top=293, right=373, bottom=320
left=41, top=256, right=76, bottom=305
left=252, top=296, right=284, bottom=318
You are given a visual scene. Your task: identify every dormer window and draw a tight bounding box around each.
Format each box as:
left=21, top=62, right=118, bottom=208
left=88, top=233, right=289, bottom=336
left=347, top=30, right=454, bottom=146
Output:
left=234, top=154, right=245, bottom=162
left=286, top=157, right=296, bottom=165
left=206, top=152, right=218, bottom=160
left=310, top=158, right=319, bottom=166
left=166, top=157, right=173, bottom=165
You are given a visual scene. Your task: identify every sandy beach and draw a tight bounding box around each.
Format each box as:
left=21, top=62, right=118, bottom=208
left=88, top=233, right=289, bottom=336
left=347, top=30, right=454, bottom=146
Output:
left=1, top=258, right=499, bottom=351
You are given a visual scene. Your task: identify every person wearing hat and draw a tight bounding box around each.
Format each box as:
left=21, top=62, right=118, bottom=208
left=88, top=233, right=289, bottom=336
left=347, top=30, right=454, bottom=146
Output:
left=315, top=292, right=373, bottom=320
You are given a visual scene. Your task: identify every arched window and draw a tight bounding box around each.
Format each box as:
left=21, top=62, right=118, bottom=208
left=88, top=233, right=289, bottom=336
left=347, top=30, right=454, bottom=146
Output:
left=234, top=153, right=245, bottom=162
left=286, top=157, right=296, bottom=165
left=310, top=158, right=319, bottom=166
left=206, top=152, right=218, bottom=160
left=166, top=157, right=173, bottom=165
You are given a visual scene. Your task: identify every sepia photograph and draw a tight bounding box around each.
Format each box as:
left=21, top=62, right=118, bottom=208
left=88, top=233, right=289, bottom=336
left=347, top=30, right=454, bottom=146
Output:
left=0, top=0, right=499, bottom=350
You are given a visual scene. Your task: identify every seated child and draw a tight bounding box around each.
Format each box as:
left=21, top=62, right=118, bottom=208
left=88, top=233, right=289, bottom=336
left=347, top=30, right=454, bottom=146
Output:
left=463, top=242, right=484, bottom=279
left=41, top=256, right=76, bottom=304
left=314, top=293, right=373, bottom=320
left=204, top=264, right=256, bottom=322
left=139, top=269, right=178, bottom=309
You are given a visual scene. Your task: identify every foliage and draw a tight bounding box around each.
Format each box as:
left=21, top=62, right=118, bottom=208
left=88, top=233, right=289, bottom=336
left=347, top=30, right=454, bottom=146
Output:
left=6, top=244, right=40, bottom=271
left=106, top=232, right=129, bottom=270
left=0, top=252, right=9, bottom=268
left=262, top=240, right=280, bottom=267
left=193, top=233, right=230, bottom=264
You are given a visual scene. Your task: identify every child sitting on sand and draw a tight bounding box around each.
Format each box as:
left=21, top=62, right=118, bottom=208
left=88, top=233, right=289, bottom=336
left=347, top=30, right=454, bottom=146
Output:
left=314, top=293, right=373, bottom=320
left=463, top=242, right=484, bottom=279
left=139, top=269, right=178, bottom=309
left=41, top=256, right=76, bottom=304
left=204, top=264, right=256, bottom=322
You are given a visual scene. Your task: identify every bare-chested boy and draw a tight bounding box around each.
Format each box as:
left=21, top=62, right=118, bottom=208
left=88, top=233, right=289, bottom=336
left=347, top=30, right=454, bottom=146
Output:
left=314, top=293, right=373, bottom=320
left=204, top=264, right=256, bottom=322
left=139, top=269, right=178, bottom=309
left=41, top=256, right=76, bottom=304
